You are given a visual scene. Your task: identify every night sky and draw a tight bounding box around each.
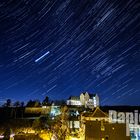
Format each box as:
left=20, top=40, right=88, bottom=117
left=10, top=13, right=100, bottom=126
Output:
left=0, top=0, right=139, bottom=105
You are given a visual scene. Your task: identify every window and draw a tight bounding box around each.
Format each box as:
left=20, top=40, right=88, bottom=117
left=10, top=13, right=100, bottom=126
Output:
left=105, top=135, right=109, bottom=140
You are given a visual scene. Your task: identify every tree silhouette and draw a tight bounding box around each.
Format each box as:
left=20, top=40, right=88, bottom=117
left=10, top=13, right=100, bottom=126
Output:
left=53, top=106, right=70, bottom=140
left=21, top=102, right=24, bottom=107
left=26, top=100, right=41, bottom=107
left=42, top=96, right=49, bottom=105
left=26, top=100, right=33, bottom=107
left=3, top=128, right=11, bottom=140
left=14, top=101, right=20, bottom=107
left=6, top=99, right=11, bottom=107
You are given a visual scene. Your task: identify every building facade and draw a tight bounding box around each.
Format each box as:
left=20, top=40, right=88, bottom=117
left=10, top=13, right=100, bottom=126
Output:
left=67, top=92, right=99, bottom=108
left=81, top=107, right=131, bottom=140
left=67, top=96, right=82, bottom=106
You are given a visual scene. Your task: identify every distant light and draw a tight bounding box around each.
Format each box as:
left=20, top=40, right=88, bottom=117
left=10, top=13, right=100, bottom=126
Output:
left=35, top=51, right=50, bottom=63
left=71, top=137, right=79, bottom=140
left=42, top=106, right=47, bottom=108
left=0, top=135, right=4, bottom=138
left=0, top=134, right=15, bottom=138
left=10, top=134, right=15, bottom=137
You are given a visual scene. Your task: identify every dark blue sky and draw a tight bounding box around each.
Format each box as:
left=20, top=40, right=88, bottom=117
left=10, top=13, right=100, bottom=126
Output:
left=0, top=0, right=139, bottom=105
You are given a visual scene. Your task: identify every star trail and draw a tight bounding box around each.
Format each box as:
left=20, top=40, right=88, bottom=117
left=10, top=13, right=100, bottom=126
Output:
left=35, top=51, right=50, bottom=63
left=0, top=0, right=139, bottom=105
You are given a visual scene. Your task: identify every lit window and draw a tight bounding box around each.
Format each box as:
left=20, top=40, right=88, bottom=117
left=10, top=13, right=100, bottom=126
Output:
left=101, top=126, right=105, bottom=131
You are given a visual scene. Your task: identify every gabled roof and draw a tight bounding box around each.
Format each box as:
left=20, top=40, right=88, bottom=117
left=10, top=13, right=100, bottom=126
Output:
left=82, top=107, right=108, bottom=118
left=91, top=107, right=108, bottom=118
left=81, top=92, right=98, bottom=98
left=80, top=92, right=88, bottom=95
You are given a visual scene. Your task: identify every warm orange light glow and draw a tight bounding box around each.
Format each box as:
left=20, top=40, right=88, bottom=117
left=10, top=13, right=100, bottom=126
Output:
left=71, top=138, right=78, bottom=140
left=39, top=132, right=53, bottom=140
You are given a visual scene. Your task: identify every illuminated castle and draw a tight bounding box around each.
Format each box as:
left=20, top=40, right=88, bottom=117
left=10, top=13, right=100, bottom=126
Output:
left=67, top=92, right=99, bottom=108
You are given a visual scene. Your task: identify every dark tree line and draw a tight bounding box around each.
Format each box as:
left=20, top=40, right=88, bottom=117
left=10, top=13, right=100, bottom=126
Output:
left=2, top=96, right=66, bottom=108
left=2, top=99, right=24, bottom=108
left=2, top=96, right=50, bottom=108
